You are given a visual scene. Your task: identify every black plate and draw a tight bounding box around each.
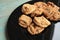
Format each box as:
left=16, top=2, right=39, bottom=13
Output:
left=6, top=0, right=59, bottom=40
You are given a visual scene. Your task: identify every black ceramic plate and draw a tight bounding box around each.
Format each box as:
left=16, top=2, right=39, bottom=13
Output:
left=6, top=0, right=57, bottom=40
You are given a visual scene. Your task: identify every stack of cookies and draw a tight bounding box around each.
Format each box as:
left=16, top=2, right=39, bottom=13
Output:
left=18, top=1, right=60, bottom=35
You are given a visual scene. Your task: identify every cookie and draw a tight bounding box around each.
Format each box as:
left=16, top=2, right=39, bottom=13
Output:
left=33, top=16, right=51, bottom=28
left=22, top=4, right=36, bottom=14
left=19, top=15, right=32, bottom=28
